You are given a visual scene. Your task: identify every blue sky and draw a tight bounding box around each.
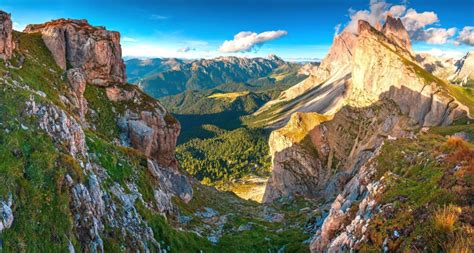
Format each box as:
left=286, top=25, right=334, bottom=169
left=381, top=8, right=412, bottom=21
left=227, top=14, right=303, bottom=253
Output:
left=1, top=0, right=473, bottom=60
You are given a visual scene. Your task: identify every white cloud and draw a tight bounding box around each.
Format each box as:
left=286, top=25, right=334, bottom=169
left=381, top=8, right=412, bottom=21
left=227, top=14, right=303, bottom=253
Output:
left=122, top=37, right=138, bottom=43
left=343, top=1, right=457, bottom=45
left=419, top=48, right=466, bottom=59
left=218, top=30, right=288, bottom=53
left=387, top=5, right=406, bottom=18
left=345, top=0, right=390, bottom=33
left=412, top=27, right=456, bottom=44
left=456, top=26, right=474, bottom=46
left=177, top=46, right=195, bottom=52
left=150, top=14, right=168, bottom=20
left=334, top=23, right=342, bottom=36
left=401, top=9, right=438, bottom=32
left=12, top=21, right=25, bottom=31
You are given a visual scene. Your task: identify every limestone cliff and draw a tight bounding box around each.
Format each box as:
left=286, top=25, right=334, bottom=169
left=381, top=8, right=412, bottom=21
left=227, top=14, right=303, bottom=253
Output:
left=24, top=19, right=125, bottom=86
left=0, top=11, right=13, bottom=60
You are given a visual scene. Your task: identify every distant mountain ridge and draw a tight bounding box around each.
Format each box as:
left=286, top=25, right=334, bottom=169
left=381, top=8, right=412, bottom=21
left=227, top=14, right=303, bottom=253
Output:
left=126, top=58, right=188, bottom=84
left=125, top=55, right=306, bottom=98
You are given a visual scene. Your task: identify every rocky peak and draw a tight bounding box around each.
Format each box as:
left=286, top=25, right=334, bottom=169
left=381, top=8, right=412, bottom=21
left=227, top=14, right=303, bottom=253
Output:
left=24, top=18, right=125, bottom=86
left=382, top=13, right=412, bottom=51
left=454, top=51, right=474, bottom=82
left=0, top=10, right=13, bottom=60
left=268, top=54, right=285, bottom=64
left=357, top=20, right=374, bottom=34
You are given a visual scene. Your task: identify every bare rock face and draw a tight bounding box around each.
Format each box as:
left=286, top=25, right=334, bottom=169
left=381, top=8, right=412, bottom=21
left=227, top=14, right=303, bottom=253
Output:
left=0, top=193, right=13, bottom=233
left=118, top=109, right=180, bottom=168
left=453, top=51, right=474, bottom=84
left=24, top=19, right=125, bottom=86
left=25, top=96, right=87, bottom=158
left=107, top=86, right=181, bottom=168
left=66, top=68, right=88, bottom=124
left=0, top=10, right=13, bottom=60
left=310, top=152, right=388, bottom=252
left=263, top=101, right=410, bottom=203
left=263, top=112, right=332, bottom=202
left=351, top=20, right=467, bottom=126
left=382, top=14, right=412, bottom=51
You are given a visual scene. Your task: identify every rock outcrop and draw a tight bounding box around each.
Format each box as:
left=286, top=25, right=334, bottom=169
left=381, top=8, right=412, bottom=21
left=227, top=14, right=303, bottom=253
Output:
left=351, top=20, right=467, bottom=126
left=0, top=193, right=13, bottom=233
left=24, top=19, right=125, bottom=86
left=106, top=85, right=181, bottom=168
left=25, top=96, right=87, bottom=159
left=0, top=11, right=13, bottom=60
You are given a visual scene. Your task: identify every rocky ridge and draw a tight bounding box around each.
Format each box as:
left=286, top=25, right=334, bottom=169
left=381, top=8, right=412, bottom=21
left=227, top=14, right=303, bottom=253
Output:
left=417, top=51, right=474, bottom=86
left=135, top=54, right=291, bottom=98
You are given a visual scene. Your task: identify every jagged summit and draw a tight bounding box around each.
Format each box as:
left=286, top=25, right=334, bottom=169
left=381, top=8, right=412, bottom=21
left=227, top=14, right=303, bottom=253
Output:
left=454, top=51, right=474, bottom=83
left=382, top=13, right=412, bottom=50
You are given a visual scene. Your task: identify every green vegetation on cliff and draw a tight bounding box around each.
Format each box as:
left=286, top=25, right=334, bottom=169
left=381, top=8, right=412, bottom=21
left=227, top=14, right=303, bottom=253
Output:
left=177, top=128, right=271, bottom=185
left=359, top=132, right=474, bottom=252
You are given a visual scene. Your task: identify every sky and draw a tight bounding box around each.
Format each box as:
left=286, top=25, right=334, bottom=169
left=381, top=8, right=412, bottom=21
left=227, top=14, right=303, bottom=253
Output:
left=1, top=0, right=473, bottom=60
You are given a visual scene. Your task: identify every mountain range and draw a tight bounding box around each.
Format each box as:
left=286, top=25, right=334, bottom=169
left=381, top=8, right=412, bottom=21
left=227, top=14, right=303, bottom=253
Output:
left=0, top=8, right=473, bottom=253
left=126, top=55, right=307, bottom=98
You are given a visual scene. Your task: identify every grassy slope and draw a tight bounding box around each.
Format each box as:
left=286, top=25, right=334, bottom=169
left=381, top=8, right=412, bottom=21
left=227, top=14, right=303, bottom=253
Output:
left=359, top=133, right=473, bottom=252
left=0, top=32, right=80, bottom=251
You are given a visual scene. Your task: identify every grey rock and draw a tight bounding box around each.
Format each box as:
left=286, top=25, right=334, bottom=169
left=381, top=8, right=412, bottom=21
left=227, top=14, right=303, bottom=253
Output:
left=0, top=11, right=13, bottom=60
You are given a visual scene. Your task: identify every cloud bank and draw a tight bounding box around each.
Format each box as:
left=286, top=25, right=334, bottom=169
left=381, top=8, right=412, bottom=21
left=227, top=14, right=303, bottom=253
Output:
left=344, top=0, right=462, bottom=45
left=219, top=30, right=288, bottom=53
left=456, top=26, right=474, bottom=46
left=177, top=46, right=195, bottom=52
